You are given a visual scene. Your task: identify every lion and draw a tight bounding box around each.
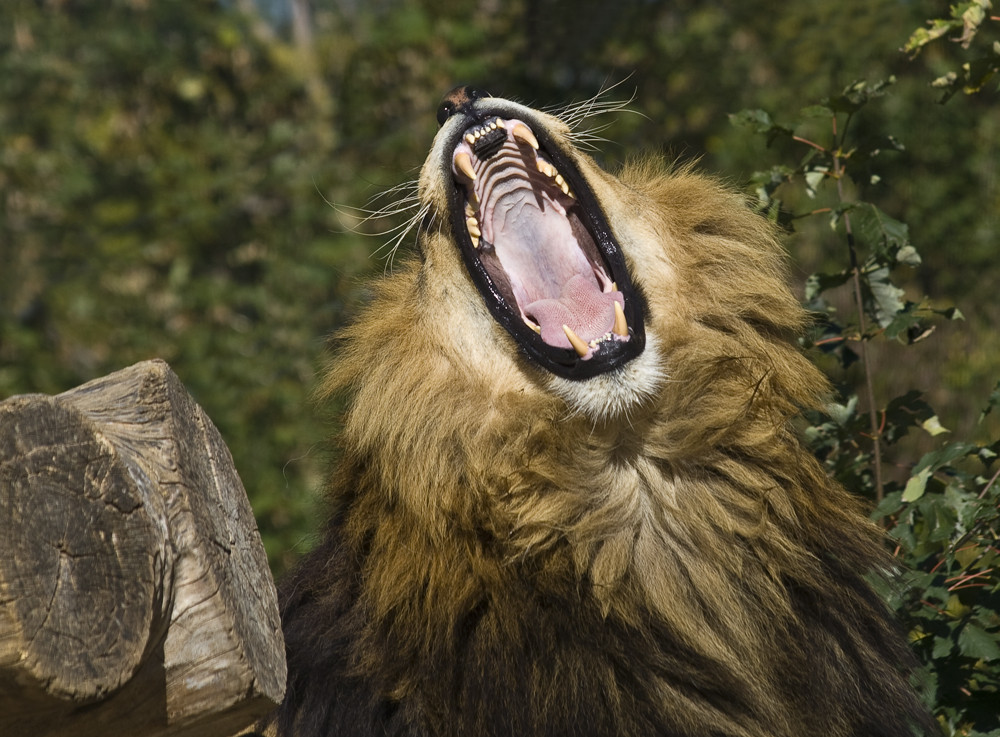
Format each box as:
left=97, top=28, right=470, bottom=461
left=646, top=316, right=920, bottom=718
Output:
left=266, top=87, right=936, bottom=737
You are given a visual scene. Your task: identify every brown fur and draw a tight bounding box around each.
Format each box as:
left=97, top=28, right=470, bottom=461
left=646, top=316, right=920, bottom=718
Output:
left=269, top=95, right=934, bottom=737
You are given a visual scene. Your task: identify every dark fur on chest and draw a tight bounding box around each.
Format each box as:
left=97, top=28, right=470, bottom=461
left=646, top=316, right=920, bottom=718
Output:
left=274, top=508, right=932, bottom=737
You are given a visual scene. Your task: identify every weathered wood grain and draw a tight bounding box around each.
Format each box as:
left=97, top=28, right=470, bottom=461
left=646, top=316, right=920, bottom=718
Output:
left=0, top=359, right=286, bottom=737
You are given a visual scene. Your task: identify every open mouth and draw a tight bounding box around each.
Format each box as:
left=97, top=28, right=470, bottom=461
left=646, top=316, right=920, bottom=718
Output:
left=444, top=108, right=646, bottom=380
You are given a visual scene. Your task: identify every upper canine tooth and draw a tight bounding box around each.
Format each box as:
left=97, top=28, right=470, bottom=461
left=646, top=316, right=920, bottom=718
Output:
left=562, top=324, right=590, bottom=357
left=511, top=122, right=539, bottom=150
left=612, top=301, right=628, bottom=337
left=455, top=152, right=476, bottom=181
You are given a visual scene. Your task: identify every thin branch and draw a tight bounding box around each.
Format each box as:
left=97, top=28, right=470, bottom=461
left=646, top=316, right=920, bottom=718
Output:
left=978, top=463, right=1000, bottom=500
left=792, top=135, right=827, bottom=152
left=830, top=112, right=884, bottom=501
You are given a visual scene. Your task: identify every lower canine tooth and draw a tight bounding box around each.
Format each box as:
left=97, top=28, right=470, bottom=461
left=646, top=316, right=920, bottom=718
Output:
left=562, top=324, right=590, bottom=357
left=613, top=301, right=628, bottom=337
left=511, top=122, right=539, bottom=150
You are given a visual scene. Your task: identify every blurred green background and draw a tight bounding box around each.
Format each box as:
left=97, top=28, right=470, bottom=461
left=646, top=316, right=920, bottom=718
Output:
left=2, top=0, right=997, bottom=574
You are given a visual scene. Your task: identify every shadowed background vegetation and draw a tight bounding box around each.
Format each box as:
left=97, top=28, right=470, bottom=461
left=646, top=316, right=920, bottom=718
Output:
left=2, top=1, right=998, bottom=730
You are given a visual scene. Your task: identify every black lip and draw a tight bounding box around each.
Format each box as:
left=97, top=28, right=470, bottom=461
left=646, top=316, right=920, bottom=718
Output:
left=442, top=103, right=647, bottom=380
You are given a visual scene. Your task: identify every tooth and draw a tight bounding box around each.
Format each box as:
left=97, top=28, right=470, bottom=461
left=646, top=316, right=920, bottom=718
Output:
left=612, top=301, right=628, bottom=337
left=472, top=235, right=480, bottom=248
left=524, top=318, right=541, bottom=334
left=512, top=122, right=539, bottom=150
left=465, top=201, right=475, bottom=217
left=466, top=217, right=481, bottom=237
left=562, top=324, right=589, bottom=357
left=455, top=152, right=476, bottom=181
left=495, top=119, right=506, bottom=129
left=465, top=133, right=475, bottom=145
left=555, top=173, right=565, bottom=186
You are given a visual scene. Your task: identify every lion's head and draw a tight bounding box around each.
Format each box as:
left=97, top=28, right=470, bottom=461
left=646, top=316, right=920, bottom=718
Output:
left=275, top=87, right=935, bottom=737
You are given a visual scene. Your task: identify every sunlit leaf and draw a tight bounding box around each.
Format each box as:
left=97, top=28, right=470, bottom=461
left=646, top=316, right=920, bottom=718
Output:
left=903, top=466, right=933, bottom=502
left=921, top=416, right=950, bottom=436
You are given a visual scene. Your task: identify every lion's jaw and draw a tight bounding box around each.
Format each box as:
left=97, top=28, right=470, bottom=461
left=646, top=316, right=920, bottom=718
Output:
left=417, top=95, right=666, bottom=421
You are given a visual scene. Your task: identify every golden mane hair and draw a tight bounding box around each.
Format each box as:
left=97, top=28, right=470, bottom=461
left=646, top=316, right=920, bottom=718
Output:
left=270, top=88, right=934, bottom=737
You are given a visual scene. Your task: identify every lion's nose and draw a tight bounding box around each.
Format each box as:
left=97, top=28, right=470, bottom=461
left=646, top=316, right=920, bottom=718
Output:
left=436, top=85, right=491, bottom=126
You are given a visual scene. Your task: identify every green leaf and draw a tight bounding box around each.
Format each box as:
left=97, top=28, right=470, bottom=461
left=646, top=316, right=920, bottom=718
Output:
left=914, top=442, right=978, bottom=474
left=804, top=270, right=851, bottom=301
left=980, top=380, right=1000, bottom=423
left=865, top=265, right=907, bottom=328
left=803, top=166, right=829, bottom=198
left=933, top=306, right=965, bottom=321
left=921, top=416, right=950, bottom=436
left=896, top=245, right=922, bottom=266
left=957, top=621, right=1000, bottom=661
left=957, top=0, right=989, bottom=48
left=903, top=466, right=933, bottom=502
left=826, top=395, right=859, bottom=426
left=730, top=109, right=793, bottom=145
left=903, top=19, right=959, bottom=56
left=823, top=78, right=895, bottom=113
left=931, top=633, right=954, bottom=659
left=851, top=203, right=912, bottom=260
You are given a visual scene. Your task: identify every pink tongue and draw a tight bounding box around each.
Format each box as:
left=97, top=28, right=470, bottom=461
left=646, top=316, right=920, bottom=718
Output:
left=525, top=274, right=623, bottom=350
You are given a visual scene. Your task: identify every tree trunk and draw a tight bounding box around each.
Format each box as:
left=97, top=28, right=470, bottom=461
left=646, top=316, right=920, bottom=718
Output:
left=0, top=359, right=285, bottom=737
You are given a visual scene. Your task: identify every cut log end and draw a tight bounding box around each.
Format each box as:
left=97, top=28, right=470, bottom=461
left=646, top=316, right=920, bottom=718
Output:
left=0, top=360, right=286, bottom=737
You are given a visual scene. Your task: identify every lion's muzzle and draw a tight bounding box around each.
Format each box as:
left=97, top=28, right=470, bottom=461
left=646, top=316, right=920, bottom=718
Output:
left=434, top=87, right=646, bottom=381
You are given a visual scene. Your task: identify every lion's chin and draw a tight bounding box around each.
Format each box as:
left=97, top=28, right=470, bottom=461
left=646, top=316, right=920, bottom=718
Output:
left=548, top=332, right=665, bottom=422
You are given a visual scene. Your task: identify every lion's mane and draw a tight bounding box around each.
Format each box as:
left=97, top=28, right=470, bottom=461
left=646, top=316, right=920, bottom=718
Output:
left=273, top=96, right=934, bottom=737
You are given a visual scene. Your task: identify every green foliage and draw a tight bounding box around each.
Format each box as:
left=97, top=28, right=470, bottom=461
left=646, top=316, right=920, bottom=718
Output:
left=0, top=0, right=368, bottom=572
left=735, top=62, right=999, bottom=736
left=903, top=0, right=1000, bottom=101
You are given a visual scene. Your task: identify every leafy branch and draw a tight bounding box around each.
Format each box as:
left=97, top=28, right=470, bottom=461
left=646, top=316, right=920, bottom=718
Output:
left=731, top=78, right=953, bottom=501
left=734, top=70, right=999, bottom=732
left=903, top=0, right=1000, bottom=101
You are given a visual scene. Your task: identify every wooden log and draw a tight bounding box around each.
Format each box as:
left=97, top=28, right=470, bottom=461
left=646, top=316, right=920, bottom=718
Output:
left=0, top=359, right=285, bottom=737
